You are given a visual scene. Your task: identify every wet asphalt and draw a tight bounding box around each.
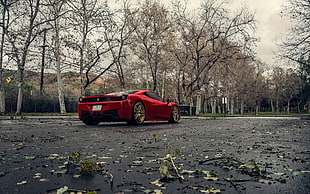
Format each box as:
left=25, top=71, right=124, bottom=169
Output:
left=0, top=116, right=309, bottom=194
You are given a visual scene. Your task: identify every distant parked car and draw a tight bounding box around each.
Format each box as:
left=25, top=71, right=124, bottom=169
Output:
left=78, top=90, right=180, bottom=125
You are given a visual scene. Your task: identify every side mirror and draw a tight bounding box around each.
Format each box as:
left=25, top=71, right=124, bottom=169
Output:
left=166, top=99, right=170, bottom=103
left=121, top=94, right=128, bottom=100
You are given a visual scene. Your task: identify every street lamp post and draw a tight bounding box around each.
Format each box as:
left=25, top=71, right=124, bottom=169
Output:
left=39, top=28, right=49, bottom=97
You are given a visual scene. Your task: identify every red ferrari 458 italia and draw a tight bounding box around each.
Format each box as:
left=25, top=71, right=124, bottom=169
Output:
left=78, top=90, right=180, bottom=125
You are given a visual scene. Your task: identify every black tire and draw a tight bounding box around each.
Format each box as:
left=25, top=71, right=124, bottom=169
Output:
left=169, top=106, right=180, bottom=123
left=130, top=101, right=145, bottom=125
left=82, top=115, right=100, bottom=125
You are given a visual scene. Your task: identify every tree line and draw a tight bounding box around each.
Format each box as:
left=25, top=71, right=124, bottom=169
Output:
left=0, top=0, right=309, bottom=115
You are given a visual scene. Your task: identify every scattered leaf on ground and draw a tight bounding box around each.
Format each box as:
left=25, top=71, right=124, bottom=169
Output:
left=73, top=174, right=81, bottom=178
left=56, top=186, right=68, bottom=194
left=25, top=156, right=36, bottom=160
left=150, top=179, right=164, bottom=187
left=200, top=188, right=221, bottom=193
left=204, top=176, right=220, bottom=181
left=17, top=181, right=27, bottom=185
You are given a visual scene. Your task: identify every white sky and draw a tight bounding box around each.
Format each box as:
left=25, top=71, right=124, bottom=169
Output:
left=109, top=0, right=291, bottom=67
left=229, top=0, right=291, bottom=67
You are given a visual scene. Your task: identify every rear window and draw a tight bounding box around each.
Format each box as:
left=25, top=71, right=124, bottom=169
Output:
left=80, top=90, right=138, bottom=103
left=80, top=96, right=123, bottom=103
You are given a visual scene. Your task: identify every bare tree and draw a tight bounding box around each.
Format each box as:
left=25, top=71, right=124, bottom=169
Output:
left=283, top=68, right=303, bottom=113
left=0, top=0, right=13, bottom=114
left=270, top=67, right=286, bottom=113
left=171, top=0, right=257, bottom=104
left=66, top=0, right=113, bottom=96
left=130, top=0, right=171, bottom=93
left=4, top=0, right=43, bottom=115
left=43, top=0, right=68, bottom=114
left=105, top=0, right=137, bottom=89
left=280, top=0, right=310, bottom=68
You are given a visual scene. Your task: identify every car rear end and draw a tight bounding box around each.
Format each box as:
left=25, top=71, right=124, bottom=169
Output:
left=78, top=95, right=131, bottom=124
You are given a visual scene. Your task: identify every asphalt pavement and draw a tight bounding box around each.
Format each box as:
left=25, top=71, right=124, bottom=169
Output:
left=0, top=116, right=309, bottom=194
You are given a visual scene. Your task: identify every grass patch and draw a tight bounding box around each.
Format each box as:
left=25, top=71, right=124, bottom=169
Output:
left=199, top=112, right=310, bottom=117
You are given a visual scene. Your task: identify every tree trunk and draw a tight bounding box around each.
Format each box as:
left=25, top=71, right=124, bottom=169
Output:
left=196, top=93, right=201, bottom=115
left=16, top=72, right=24, bottom=115
left=0, top=2, right=6, bottom=114
left=230, top=99, right=234, bottom=115
left=56, top=59, right=66, bottom=114
left=211, top=98, right=216, bottom=114
left=161, top=70, right=166, bottom=99
left=240, top=101, right=244, bottom=115
left=287, top=100, right=290, bottom=114
left=54, top=18, right=66, bottom=114
left=276, top=98, right=279, bottom=114
left=218, top=104, right=222, bottom=114
left=0, top=87, right=5, bottom=115
left=256, top=105, right=259, bottom=115
left=270, top=100, right=274, bottom=113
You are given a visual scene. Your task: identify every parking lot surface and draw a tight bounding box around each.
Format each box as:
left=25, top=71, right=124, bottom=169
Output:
left=0, top=116, right=309, bottom=194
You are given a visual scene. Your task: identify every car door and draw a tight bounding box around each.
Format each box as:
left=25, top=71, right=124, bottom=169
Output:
left=143, top=92, right=170, bottom=120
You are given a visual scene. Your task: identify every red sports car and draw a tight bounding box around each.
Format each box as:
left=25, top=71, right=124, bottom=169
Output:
left=78, top=90, right=180, bottom=125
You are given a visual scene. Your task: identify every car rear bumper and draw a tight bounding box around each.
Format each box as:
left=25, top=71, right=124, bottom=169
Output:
left=78, top=102, right=131, bottom=122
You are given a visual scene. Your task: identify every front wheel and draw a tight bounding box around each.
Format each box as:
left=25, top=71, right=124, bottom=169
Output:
left=130, top=101, right=145, bottom=125
left=169, top=106, right=180, bottom=123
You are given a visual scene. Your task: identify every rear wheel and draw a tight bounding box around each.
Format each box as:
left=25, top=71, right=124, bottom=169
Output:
left=130, top=101, right=145, bottom=125
left=169, top=106, right=180, bottom=123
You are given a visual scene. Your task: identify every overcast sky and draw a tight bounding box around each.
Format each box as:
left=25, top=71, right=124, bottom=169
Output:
left=109, top=0, right=291, bottom=67
left=229, top=0, right=290, bottom=67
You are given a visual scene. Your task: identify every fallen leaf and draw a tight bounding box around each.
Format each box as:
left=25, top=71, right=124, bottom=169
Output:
left=0, top=171, right=5, bottom=177
left=273, top=172, right=285, bottom=176
left=73, top=174, right=81, bottom=178
left=202, top=170, right=217, bottom=177
left=180, top=170, right=196, bottom=174
left=85, top=154, right=97, bottom=159
left=98, top=156, right=112, bottom=159
left=293, top=171, right=306, bottom=176
left=17, top=181, right=27, bottom=185
left=154, top=189, right=163, bottom=194
left=56, top=186, right=68, bottom=194
left=204, top=176, right=220, bottom=181
left=33, top=172, right=41, bottom=179
left=132, top=160, right=143, bottom=164
left=150, top=179, right=164, bottom=187
left=25, top=156, right=36, bottom=160
left=143, top=189, right=153, bottom=193
left=200, top=188, right=221, bottom=193
left=293, top=157, right=307, bottom=163
left=46, top=154, right=59, bottom=160
left=259, top=179, right=272, bottom=184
